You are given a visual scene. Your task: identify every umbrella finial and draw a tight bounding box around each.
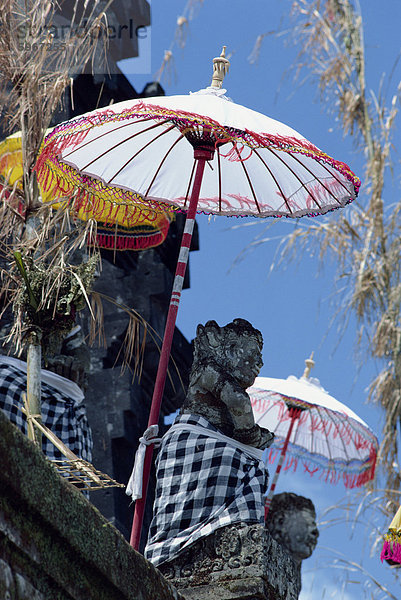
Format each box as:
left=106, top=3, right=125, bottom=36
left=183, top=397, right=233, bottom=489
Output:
left=210, top=46, right=230, bottom=89
left=302, top=351, right=315, bottom=379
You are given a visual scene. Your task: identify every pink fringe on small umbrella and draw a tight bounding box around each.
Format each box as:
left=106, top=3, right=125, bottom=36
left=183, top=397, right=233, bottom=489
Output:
left=380, top=505, right=401, bottom=565
left=381, top=537, right=401, bottom=565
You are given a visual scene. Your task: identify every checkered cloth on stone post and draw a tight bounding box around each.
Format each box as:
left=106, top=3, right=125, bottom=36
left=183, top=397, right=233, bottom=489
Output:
left=0, top=356, right=92, bottom=462
left=144, top=413, right=268, bottom=567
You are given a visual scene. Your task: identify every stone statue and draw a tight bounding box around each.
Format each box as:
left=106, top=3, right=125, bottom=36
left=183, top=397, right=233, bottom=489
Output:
left=144, top=318, right=274, bottom=568
left=266, top=492, right=319, bottom=592
left=181, top=318, right=274, bottom=447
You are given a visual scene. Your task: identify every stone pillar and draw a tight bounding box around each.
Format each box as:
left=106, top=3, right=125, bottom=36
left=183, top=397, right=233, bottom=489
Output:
left=159, top=523, right=301, bottom=600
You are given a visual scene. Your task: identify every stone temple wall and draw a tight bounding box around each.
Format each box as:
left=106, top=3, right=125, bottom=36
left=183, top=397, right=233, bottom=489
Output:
left=0, top=408, right=300, bottom=600
left=0, top=409, right=184, bottom=600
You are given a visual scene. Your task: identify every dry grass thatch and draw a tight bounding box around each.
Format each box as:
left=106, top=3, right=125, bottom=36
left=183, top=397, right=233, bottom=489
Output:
left=0, top=1, right=151, bottom=367
left=0, top=1, right=160, bottom=438
left=0, top=0, right=111, bottom=336
left=264, top=0, right=401, bottom=507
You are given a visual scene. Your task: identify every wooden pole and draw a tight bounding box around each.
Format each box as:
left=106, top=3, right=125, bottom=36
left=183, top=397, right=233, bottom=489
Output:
left=264, top=407, right=302, bottom=520
left=25, top=211, right=43, bottom=448
left=130, top=147, right=214, bottom=551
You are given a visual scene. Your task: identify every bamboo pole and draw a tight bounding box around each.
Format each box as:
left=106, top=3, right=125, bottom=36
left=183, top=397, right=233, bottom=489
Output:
left=26, top=338, right=42, bottom=446
left=21, top=401, right=106, bottom=487
left=24, top=201, right=42, bottom=447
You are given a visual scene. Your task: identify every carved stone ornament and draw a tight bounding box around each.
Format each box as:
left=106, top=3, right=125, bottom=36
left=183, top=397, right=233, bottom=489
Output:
left=158, top=523, right=300, bottom=600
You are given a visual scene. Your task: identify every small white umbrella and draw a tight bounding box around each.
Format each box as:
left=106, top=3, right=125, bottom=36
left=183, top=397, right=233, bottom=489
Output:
left=248, top=355, right=378, bottom=518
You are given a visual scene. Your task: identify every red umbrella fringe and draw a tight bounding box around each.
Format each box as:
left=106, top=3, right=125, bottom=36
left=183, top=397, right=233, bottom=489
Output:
left=381, top=531, right=401, bottom=564
left=34, top=101, right=361, bottom=221
left=89, top=220, right=171, bottom=251
left=252, top=393, right=378, bottom=451
left=266, top=445, right=377, bottom=488
left=267, top=436, right=377, bottom=487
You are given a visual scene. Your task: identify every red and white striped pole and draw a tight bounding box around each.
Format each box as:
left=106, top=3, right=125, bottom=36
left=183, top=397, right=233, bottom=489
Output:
left=264, top=406, right=302, bottom=520
left=130, top=146, right=214, bottom=550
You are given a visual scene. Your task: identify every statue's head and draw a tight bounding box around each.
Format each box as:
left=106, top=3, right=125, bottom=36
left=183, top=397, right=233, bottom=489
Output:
left=192, top=318, right=263, bottom=388
left=266, top=492, right=319, bottom=565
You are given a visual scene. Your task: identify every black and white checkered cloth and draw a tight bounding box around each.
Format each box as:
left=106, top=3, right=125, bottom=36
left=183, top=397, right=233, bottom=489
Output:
left=144, top=413, right=268, bottom=567
left=0, top=357, right=92, bottom=462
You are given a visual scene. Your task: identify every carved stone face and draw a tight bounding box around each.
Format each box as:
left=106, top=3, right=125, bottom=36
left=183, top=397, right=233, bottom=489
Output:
left=276, top=508, right=319, bottom=563
left=225, top=335, right=263, bottom=388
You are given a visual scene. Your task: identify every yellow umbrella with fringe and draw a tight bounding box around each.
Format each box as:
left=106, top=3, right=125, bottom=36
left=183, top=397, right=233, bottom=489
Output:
left=0, top=131, right=174, bottom=251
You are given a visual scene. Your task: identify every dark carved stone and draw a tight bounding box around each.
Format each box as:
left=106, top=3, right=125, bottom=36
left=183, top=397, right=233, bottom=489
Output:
left=158, top=523, right=300, bottom=600
left=266, top=492, right=319, bottom=597
left=180, top=318, right=273, bottom=449
left=145, top=319, right=274, bottom=566
left=266, top=493, right=319, bottom=566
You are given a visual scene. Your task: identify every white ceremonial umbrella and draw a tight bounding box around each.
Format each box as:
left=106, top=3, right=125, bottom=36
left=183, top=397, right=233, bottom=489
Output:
left=248, top=355, right=379, bottom=518
left=36, top=48, right=360, bottom=549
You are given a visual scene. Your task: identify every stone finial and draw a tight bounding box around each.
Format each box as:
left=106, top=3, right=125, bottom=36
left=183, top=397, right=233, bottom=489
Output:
left=210, top=46, right=230, bottom=89
left=302, top=351, right=315, bottom=379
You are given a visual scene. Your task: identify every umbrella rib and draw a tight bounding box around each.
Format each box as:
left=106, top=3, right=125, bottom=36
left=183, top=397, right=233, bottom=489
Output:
left=79, top=122, right=175, bottom=172
left=317, top=161, right=354, bottom=196
left=318, top=402, right=356, bottom=464
left=265, top=146, right=323, bottom=210
left=183, top=159, right=197, bottom=210
left=253, top=391, right=278, bottom=428
left=287, top=151, right=350, bottom=204
left=217, top=146, right=222, bottom=212
left=63, top=118, right=172, bottom=160
left=144, top=132, right=185, bottom=198
left=314, top=404, right=336, bottom=467
left=106, top=125, right=177, bottom=184
left=252, top=148, right=293, bottom=215
left=232, top=143, right=261, bottom=214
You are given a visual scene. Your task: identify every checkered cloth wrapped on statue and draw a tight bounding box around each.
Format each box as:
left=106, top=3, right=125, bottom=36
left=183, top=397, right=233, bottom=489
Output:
left=141, top=319, right=274, bottom=566
left=0, top=356, right=92, bottom=462
left=144, top=412, right=269, bottom=567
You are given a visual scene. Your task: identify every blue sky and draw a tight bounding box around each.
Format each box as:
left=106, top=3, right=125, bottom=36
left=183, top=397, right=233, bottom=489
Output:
left=120, top=2, right=401, bottom=597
